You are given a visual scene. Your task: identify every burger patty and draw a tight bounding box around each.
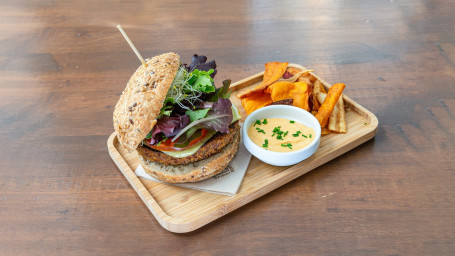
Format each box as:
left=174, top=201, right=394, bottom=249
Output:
left=137, top=121, right=240, bottom=166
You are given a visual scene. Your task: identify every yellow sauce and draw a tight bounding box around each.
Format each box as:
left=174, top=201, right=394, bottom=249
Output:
left=247, top=118, right=315, bottom=152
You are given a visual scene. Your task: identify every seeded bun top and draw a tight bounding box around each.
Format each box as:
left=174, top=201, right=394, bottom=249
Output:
left=113, top=52, right=180, bottom=152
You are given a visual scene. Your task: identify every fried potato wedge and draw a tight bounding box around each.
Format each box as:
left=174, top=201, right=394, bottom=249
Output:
left=313, top=80, right=327, bottom=95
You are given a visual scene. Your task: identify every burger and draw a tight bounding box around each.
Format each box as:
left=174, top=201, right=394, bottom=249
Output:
left=113, top=52, right=241, bottom=183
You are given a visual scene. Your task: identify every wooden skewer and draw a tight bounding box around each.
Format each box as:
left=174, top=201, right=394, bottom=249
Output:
left=117, top=25, right=147, bottom=67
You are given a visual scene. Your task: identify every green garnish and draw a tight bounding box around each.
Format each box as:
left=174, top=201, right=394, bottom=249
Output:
left=262, top=119, right=268, bottom=124
left=309, top=134, right=312, bottom=138
left=290, top=120, right=295, bottom=123
left=158, top=105, right=173, bottom=118
left=292, top=131, right=301, bottom=137
left=281, top=143, right=292, bottom=149
left=257, top=129, right=266, bottom=134
left=262, top=139, right=269, bottom=148
left=164, top=66, right=215, bottom=110
left=254, top=120, right=261, bottom=126
left=189, top=69, right=216, bottom=93
left=302, top=134, right=308, bottom=138
left=284, top=131, right=288, bottom=137
left=277, top=135, right=283, bottom=140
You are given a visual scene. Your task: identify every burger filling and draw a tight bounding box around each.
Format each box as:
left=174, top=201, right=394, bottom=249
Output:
left=139, top=55, right=240, bottom=164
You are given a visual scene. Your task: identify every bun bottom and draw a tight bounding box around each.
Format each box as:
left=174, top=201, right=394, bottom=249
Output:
left=138, top=129, right=240, bottom=183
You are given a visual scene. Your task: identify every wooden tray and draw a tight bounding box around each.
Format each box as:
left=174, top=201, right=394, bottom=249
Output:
left=107, top=64, right=378, bottom=233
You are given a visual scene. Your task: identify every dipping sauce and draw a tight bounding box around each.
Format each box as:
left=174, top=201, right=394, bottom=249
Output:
left=247, top=118, right=315, bottom=152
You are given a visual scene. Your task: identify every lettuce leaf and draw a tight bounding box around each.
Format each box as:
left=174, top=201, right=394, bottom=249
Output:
left=146, top=115, right=190, bottom=145
left=208, top=79, right=232, bottom=102
left=188, top=69, right=215, bottom=93
left=185, top=108, right=210, bottom=122
left=186, top=54, right=217, bottom=78
left=158, top=105, right=173, bottom=118
left=171, top=98, right=233, bottom=142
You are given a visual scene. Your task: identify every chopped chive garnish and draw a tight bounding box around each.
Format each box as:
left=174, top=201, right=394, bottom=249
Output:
left=262, top=139, right=268, bottom=148
left=262, top=119, right=268, bottom=124
left=309, top=134, right=312, bottom=138
left=254, top=120, right=261, bottom=126
left=290, top=120, right=295, bottom=123
left=281, top=143, right=293, bottom=149
left=258, top=129, right=266, bottom=134
left=277, top=135, right=282, bottom=140
left=302, top=134, right=307, bottom=138
left=256, top=127, right=260, bottom=130
left=292, top=131, right=301, bottom=137
left=284, top=131, right=288, bottom=137
left=265, top=139, right=268, bottom=144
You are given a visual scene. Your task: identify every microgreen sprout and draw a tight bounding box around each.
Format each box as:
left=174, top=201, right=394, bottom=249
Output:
left=165, top=66, right=204, bottom=110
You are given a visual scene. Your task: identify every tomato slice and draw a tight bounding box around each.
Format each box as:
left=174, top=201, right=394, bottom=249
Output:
left=150, top=129, right=208, bottom=152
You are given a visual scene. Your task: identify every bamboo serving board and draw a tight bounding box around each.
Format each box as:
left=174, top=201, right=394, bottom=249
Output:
left=107, top=64, right=378, bottom=233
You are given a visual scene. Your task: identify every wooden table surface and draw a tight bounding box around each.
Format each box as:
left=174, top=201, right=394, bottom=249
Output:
left=1, top=0, right=454, bottom=255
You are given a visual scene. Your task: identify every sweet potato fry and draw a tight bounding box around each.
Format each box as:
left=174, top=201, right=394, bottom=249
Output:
left=263, top=62, right=289, bottom=87
left=316, top=92, right=347, bottom=133
left=314, top=83, right=345, bottom=127
left=292, top=82, right=310, bottom=111
left=265, top=81, right=295, bottom=101
left=265, top=81, right=311, bottom=111
left=241, top=91, right=273, bottom=115
left=237, top=62, right=288, bottom=99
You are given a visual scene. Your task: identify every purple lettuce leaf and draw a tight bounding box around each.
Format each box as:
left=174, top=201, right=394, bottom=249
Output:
left=203, top=98, right=233, bottom=132
left=185, top=54, right=217, bottom=78
left=146, top=115, right=190, bottom=145
left=171, top=98, right=233, bottom=142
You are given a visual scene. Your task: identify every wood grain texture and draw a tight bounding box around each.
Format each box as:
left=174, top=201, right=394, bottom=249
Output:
left=1, top=0, right=455, bottom=255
